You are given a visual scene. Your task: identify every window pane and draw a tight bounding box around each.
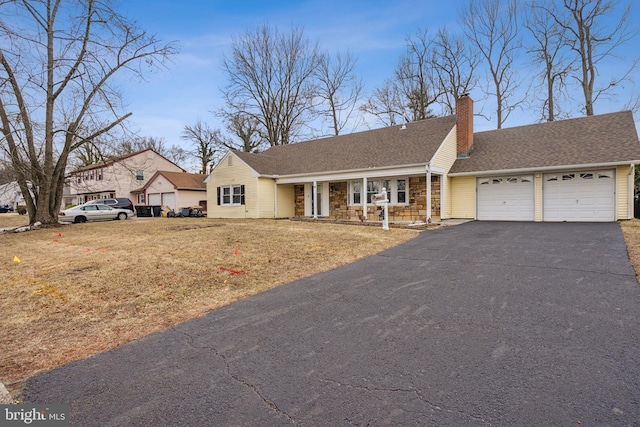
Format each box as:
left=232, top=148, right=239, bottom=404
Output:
left=367, top=181, right=379, bottom=203
left=232, top=185, right=242, bottom=204
left=397, top=179, right=406, bottom=204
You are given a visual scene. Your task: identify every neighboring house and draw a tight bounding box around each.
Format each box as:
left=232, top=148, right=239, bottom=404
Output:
left=69, top=149, right=185, bottom=205
left=0, top=181, right=30, bottom=209
left=205, top=95, right=640, bottom=223
left=138, top=171, right=207, bottom=211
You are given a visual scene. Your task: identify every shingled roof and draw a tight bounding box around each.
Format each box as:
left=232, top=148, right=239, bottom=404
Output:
left=450, top=111, right=640, bottom=175
left=144, top=171, right=206, bottom=190
left=233, top=115, right=458, bottom=176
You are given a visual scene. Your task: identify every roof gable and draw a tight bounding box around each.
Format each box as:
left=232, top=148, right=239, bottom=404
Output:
left=233, top=115, right=457, bottom=176
left=450, top=111, right=640, bottom=174
left=142, top=171, right=206, bottom=191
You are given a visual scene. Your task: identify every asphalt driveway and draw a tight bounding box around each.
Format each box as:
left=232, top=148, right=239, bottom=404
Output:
left=23, top=222, right=640, bottom=426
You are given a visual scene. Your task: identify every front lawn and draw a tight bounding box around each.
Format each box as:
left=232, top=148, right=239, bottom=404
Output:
left=0, top=217, right=418, bottom=393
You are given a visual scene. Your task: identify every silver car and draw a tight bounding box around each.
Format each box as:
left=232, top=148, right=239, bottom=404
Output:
left=58, top=204, right=133, bottom=223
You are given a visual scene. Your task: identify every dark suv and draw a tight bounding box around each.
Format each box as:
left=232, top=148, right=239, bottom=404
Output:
left=85, top=198, right=134, bottom=212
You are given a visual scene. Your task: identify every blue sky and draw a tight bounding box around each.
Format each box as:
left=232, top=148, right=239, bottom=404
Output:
left=115, top=0, right=639, bottom=155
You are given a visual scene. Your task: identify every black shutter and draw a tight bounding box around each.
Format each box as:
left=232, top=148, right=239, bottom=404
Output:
left=240, top=185, right=245, bottom=205
left=217, top=186, right=221, bottom=205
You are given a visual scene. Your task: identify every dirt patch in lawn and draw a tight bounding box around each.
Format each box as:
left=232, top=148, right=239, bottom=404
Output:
left=0, top=217, right=419, bottom=395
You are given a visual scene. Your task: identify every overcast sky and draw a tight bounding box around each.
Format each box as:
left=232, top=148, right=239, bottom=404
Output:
left=114, top=0, right=640, bottom=157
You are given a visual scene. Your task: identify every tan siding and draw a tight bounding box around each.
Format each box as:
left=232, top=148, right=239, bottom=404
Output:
left=450, top=176, right=476, bottom=219
left=535, top=173, right=543, bottom=222
left=256, top=178, right=276, bottom=218
left=207, top=153, right=256, bottom=218
left=178, top=190, right=207, bottom=209
left=616, top=165, right=632, bottom=220
left=432, top=129, right=458, bottom=219
left=277, top=184, right=295, bottom=217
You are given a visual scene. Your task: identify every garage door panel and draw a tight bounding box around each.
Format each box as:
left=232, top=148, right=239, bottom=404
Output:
left=477, top=175, right=534, bottom=221
left=543, top=170, right=614, bottom=222
left=148, top=193, right=161, bottom=205
left=162, top=192, right=175, bottom=210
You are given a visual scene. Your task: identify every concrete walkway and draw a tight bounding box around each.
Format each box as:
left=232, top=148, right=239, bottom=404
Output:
left=23, top=222, right=640, bottom=426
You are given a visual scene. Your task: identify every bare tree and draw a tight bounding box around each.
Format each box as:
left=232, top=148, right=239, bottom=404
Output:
left=432, top=27, right=481, bottom=115
left=396, top=29, right=443, bottom=121
left=542, top=0, right=637, bottom=116
left=117, top=136, right=167, bottom=156
left=0, top=0, right=176, bottom=225
left=360, top=79, right=405, bottom=126
left=314, top=50, right=364, bottom=135
left=461, top=0, right=523, bottom=129
left=221, top=23, right=320, bottom=146
left=224, top=113, right=264, bottom=153
left=361, top=29, right=442, bottom=125
left=0, top=159, right=15, bottom=185
left=525, top=2, right=575, bottom=121
left=74, top=141, right=104, bottom=168
left=181, top=120, right=219, bottom=174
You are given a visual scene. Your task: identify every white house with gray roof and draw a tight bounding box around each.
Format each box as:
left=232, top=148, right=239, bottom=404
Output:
left=205, top=96, right=640, bottom=223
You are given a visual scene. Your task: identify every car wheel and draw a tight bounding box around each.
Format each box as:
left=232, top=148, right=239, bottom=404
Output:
left=75, top=216, right=87, bottom=223
left=117, top=212, right=127, bottom=220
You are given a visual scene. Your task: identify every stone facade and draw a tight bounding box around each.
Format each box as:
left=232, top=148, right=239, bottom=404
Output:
left=292, top=175, right=441, bottom=222
left=294, top=185, right=305, bottom=217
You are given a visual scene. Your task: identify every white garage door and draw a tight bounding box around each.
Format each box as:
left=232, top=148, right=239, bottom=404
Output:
left=543, top=170, right=615, bottom=222
left=148, top=193, right=161, bottom=205
left=477, top=175, right=535, bottom=221
left=162, top=192, right=175, bottom=210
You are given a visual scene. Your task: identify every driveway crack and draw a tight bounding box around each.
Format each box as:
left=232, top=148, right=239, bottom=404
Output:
left=315, top=376, right=489, bottom=425
left=173, top=327, right=297, bottom=424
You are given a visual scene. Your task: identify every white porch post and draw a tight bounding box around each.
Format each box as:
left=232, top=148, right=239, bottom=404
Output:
left=362, top=177, right=368, bottom=219
left=313, top=180, right=318, bottom=219
left=273, top=180, right=278, bottom=218
left=426, top=164, right=432, bottom=223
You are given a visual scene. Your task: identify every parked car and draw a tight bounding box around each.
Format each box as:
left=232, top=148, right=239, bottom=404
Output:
left=84, top=198, right=134, bottom=211
left=59, top=204, right=133, bottom=223
left=0, top=204, right=13, bottom=213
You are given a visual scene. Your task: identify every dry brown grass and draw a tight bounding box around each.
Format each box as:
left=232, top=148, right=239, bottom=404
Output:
left=0, top=217, right=418, bottom=391
left=620, top=219, right=640, bottom=278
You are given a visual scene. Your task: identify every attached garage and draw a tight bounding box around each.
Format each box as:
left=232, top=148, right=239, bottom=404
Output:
left=543, top=170, right=615, bottom=222
left=161, top=192, right=175, bottom=210
left=477, top=175, right=534, bottom=221
left=146, top=192, right=175, bottom=209
left=148, top=193, right=161, bottom=205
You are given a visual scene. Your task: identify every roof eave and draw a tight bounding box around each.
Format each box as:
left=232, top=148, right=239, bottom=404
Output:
left=273, top=162, right=430, bottom=180
left=448, top=160, right=640, bottom=177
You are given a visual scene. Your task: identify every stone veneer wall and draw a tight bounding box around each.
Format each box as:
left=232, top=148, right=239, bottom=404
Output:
left=294, top=176, right=441, bottom=222
left=294, top=185, right=305, bottom=217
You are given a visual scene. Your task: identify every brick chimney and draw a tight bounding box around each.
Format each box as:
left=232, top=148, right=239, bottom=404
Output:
left=456, top=94, right=474, bottom=157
